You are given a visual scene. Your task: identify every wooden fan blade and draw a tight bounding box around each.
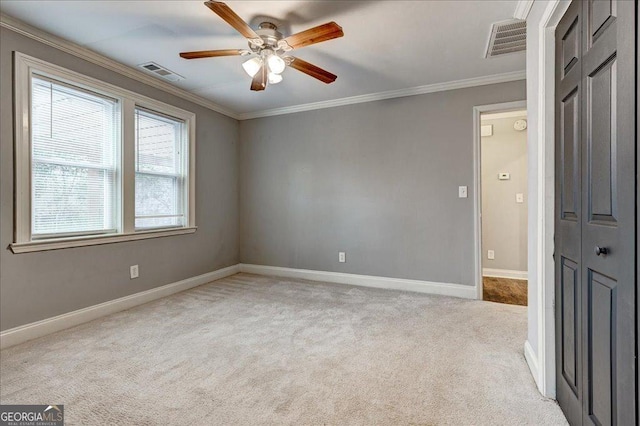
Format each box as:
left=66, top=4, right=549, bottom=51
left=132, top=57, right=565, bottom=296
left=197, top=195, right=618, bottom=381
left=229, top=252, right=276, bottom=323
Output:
left=280, top=22, right=343, bottom=50
left=180, top=49, right=243, bottom=59
left=250, top=64, right=267, bottom=91
left=289, top=57, right=337, bottom=84
left=204, top=1, right=262, bottom=45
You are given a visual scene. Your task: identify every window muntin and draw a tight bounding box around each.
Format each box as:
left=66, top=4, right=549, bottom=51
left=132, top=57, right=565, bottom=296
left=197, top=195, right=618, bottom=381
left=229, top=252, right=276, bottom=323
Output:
left=134, top=108, right=186, bottom=230
left=31, top=76, right=119, bottom=238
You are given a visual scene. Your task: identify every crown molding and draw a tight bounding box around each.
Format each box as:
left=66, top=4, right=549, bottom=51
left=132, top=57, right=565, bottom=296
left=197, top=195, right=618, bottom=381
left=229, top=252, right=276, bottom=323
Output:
left=237, top=70, right=526, bottom=120
left=513, top=0, right=534, bottom=20
left=0, top=13, right=239, bottom=120
left=2, top=12, right=526, bottom=123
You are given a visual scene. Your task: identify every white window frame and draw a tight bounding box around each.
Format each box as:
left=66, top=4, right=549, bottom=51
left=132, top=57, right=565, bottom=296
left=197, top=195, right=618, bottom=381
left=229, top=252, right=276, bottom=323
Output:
left=12, top=52, right=196, bottom=254
left=133, top=107, right=189, bottom=231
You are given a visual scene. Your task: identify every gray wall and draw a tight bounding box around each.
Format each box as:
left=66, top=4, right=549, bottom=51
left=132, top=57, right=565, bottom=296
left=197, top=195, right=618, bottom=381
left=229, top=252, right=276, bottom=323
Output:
left=240, top=81, right=526, bottom=286
left=481, top=115, right=528, bottom=272
left=0, top=27, right=240, bottom=331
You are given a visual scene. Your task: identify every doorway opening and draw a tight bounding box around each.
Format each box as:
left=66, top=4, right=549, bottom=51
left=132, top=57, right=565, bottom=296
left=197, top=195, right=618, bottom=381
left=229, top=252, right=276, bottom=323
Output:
left=475, top=106, right=528, bottom=306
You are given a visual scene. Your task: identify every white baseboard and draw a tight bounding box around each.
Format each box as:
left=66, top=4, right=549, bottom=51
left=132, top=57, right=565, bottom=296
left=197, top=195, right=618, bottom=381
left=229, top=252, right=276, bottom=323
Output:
left=524, top=340, right=542, bottom=393
left=0, top=264, right=240, bottom=349
left=483, top=268, right=528, bottom=280
left=239, top=264, right=477, bottom=299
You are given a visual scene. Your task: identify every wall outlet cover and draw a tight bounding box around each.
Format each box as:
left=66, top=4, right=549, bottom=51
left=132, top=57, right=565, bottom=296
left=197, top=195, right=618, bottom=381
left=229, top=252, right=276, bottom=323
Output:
left=487, top=250, right=495, bottom=260
left=130, top=265, right=139, bottom=279
left=338, top=252, right=346, bottom=263
left=458, top=186, right=468, bottom=198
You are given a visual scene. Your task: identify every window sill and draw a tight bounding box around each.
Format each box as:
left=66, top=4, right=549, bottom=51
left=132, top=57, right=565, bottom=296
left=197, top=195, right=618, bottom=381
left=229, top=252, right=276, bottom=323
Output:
left=9, top=227, right=197, bottom=254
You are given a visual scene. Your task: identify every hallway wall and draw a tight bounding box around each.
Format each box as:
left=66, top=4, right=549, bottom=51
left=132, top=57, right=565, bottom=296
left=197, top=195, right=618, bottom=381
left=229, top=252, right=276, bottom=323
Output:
left=481, top=114, right=528, bottom=274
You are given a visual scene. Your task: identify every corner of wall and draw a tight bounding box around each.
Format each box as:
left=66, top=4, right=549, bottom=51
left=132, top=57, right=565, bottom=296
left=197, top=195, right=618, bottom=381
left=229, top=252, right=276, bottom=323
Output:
left=524, top=340, right=542, bottom=393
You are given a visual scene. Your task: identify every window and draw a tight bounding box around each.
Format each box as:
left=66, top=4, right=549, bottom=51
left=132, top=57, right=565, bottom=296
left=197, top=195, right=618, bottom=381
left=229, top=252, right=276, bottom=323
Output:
left=31, top=77, right=119, bottom=238
left=135, top=108, right=186, bottom=230
left=13, top=53, right=196, bottom=253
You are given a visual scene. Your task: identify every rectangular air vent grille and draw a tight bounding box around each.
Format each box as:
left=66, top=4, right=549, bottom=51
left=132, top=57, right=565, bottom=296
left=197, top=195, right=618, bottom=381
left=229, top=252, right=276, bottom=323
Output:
left=138, top=62, right=185, bottom=82
left=485, top=19, right=526, bottom=58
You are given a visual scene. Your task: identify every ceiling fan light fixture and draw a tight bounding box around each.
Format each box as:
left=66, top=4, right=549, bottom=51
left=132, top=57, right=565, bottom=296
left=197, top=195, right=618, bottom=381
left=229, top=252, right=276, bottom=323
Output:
left=267, top=54, right=286, bottom=74
left=242, top=57, right=262, bottom=77
left=180, top=2, right=344, bottom=91
left=268, top=72, right=283, bottom=84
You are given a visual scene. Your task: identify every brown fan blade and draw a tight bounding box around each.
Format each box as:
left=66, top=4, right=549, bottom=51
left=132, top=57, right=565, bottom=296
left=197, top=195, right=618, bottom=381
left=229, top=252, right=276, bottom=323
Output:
left=250, top=64, right=267, bottom=91
left=204, top=1, right=263, bottom=45
left=280, top=22, right=343, bottom=50
left=180, top=49, right=243, bottom=59
left=289, top=57, right=337, bottom=84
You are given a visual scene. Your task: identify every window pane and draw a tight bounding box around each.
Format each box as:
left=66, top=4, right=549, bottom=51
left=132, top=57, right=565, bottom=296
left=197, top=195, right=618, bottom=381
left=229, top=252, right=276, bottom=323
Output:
left=135, top=109, right=182, bottom=174
left=33, top=163, right=116, bottom=235
left=135, top=174, right=183, bottom=229
left=31, top=77, right=118, bottom=237
left=135, top=108, right=185, bottom=230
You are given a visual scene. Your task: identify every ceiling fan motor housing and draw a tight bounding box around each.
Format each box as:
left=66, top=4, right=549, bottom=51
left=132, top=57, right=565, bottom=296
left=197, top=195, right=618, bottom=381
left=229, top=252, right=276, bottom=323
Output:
left=250, top=22, right=284, bottom=53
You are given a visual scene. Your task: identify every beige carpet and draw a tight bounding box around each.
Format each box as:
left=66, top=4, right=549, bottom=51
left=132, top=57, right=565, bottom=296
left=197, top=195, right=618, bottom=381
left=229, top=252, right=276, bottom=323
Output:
left=0, top=273, right=567, bottom=425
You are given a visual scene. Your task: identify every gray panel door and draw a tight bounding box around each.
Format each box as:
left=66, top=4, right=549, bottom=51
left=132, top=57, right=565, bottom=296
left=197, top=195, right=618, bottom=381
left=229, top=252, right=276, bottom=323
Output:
left=555, top=1, right=637, bottom=425
left=555, top=2, right=585, bottom=423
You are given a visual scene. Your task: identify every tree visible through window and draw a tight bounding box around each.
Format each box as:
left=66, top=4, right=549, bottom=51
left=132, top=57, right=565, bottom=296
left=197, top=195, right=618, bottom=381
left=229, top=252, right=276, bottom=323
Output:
left=31, top=77, right=118, bottom=238
left=134, top=108, right=185, bottom=229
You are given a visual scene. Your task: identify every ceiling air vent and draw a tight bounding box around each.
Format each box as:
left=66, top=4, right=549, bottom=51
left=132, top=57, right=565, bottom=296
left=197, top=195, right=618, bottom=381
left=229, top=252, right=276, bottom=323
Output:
left=485, top=19, right=526, bottom=58
left=138, top=62, right=185, bottom=82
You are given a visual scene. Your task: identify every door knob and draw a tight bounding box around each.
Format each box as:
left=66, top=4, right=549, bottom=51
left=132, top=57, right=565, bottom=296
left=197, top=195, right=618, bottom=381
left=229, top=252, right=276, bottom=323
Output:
left=594, top=246, right=608, bottom=256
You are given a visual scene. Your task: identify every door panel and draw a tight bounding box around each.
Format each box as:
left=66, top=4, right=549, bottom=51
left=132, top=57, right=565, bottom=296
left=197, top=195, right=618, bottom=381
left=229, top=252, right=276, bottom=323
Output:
left=556, top=1, right=636, bottom=425
left=586, top=270, right=616, bottom=425
left=563, top=16, right=580, bottom=73
left=588, top=0, right=616, bottom=44
left=561, top=89, right=580, bottom=221
left=555, top=2, right=584, bottom=424
left=561, top=257, right=579, bottom=394
left=581, top=1, right=635, bottom=424
left=586, top=55, right=617, bottom=223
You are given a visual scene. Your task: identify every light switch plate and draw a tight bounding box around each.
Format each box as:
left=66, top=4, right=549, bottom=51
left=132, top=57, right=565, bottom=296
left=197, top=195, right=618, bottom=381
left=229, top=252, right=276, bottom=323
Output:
left=499, top=172, right=510, bottom=180
left=487, top=250, right=495, bottom=260
left=458, top=186, right=468, bottom=198
left=516, top=193, right=524, bottom=203
left=481, top=124, right=493, bottom=137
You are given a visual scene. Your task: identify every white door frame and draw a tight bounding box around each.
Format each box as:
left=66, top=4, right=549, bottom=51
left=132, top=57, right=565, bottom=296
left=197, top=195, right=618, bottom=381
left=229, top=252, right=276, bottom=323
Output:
left=472, top=100, right=527, bottom=301
left=527, top=0, right=572, bottom=399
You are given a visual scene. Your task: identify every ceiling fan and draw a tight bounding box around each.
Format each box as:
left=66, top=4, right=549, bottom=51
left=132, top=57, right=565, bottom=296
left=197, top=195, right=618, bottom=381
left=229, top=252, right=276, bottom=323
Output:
left=179, top=1, right=344, bottom=91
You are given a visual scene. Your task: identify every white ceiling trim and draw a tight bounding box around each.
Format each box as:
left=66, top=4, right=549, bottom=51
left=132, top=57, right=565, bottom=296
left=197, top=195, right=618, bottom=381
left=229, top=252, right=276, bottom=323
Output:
left=0, top=13, right=240, bottom=119
left=238, top=70, right=526, bottom=120
left=513, top=0, right=534, bottom=20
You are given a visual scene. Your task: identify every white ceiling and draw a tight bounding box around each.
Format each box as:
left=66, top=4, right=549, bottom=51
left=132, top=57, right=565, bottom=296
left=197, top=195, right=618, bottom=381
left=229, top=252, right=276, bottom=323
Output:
left=0, top=1, right=525, bottom=116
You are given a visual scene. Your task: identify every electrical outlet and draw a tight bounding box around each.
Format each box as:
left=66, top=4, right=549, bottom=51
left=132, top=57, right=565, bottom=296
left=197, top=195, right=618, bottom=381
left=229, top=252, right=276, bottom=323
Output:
left=130, top=265, right=139, bottom=279
left=338, top=252, right=346, bottom=263
left=487, top=250, right=495, bottom=260
left=516, top=193, right=524, bottom=203
left=458, top=186, right=468, bottom=198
